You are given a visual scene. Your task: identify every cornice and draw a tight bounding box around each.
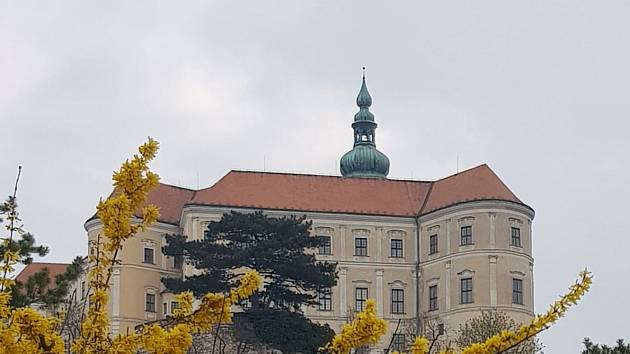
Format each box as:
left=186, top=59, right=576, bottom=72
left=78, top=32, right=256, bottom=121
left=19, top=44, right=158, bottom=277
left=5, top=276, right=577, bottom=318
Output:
left=418, top=200, right=535, bottom=223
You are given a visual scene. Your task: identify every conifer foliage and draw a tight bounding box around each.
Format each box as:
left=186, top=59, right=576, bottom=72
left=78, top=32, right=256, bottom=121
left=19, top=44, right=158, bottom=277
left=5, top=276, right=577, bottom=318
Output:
left=163, top=211, right=338, bottom=351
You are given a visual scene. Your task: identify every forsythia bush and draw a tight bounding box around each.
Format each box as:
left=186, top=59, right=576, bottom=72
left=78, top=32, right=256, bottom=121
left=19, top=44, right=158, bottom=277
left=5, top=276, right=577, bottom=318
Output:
left=0, top=138, right=262, bottom=354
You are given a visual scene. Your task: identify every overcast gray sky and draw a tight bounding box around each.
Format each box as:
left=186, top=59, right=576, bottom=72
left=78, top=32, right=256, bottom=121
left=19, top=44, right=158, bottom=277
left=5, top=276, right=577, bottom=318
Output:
left=2, top=1, right=629, bottom=352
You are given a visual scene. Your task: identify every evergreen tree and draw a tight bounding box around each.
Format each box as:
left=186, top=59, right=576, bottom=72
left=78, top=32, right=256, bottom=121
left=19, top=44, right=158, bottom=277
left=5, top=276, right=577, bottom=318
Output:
left=11, top=256, right=86, bottom=309
left=583, top=338, right=630, bottom=354
left=163, top=211, right=337, bottom=352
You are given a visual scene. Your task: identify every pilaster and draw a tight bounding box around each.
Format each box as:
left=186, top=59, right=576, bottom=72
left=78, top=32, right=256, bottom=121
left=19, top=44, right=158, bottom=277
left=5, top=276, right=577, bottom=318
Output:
left=489, top=255, right=498, bottom=307
left=375, top=269, right=384, bottom=317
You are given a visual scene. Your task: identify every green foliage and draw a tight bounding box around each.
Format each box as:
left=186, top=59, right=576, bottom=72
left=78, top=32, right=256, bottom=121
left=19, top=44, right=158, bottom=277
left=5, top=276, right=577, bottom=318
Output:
left=11, top=256, right=86, bottom=308
left=0, top=196, right=49, bottom=265
left=455, top=310, right=542, bottom=354
left=583, top=338, right=630, bottom=354
left=162, top=211, right=338, bottom=352
left=236, top=309, right=334, bottom=354
left=163, top=211, right=337, bottom=309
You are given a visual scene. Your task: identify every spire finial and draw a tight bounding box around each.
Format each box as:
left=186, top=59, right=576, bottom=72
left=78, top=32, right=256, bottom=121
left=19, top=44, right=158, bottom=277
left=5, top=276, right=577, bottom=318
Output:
left=356, top=68, right=372, bottom=109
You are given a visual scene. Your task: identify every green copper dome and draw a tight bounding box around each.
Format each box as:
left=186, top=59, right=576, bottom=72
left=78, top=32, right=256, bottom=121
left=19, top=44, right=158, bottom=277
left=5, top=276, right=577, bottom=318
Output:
left=340, top=72, right=390, bottom=179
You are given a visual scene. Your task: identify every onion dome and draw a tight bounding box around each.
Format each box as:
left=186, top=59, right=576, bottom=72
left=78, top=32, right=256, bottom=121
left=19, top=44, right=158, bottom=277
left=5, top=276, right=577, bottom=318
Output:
left=340, top=70, right=390, bottom=178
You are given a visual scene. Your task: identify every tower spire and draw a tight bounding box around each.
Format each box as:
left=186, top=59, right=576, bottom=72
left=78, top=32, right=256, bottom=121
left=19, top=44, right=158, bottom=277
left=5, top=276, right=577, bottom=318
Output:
left=339, top=70, right=390, bottom=178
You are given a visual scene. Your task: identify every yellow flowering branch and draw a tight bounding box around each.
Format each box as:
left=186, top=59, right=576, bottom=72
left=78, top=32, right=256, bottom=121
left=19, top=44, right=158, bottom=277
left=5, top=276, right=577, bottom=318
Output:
left=322, top=299, right=388, bottom=354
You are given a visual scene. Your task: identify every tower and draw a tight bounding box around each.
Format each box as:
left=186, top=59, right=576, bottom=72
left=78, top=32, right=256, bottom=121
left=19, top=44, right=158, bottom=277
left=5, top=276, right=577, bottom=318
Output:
left=340, top=71, right=390, bottom=178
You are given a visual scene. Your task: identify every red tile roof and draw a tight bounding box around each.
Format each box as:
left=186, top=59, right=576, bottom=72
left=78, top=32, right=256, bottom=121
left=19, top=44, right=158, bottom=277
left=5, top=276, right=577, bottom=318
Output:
left=89, top=164, right=531, bottom=225
left=191, top=172, right=432, bottom=217
left=15, top=263, right=69, bottom=288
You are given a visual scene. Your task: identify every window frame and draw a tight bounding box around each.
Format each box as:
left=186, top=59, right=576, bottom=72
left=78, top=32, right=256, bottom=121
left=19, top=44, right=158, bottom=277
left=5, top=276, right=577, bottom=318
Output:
left=318, top=235, right=332, bottom=255
left=143, top=247, right=155, bottom=264
left=318, top=289, right=332, bottom=311
left=460, top=277, right=473, bottom=304
left=511, top=227, right=522, bottom=247
left=355, top=287, right=368, bottom=312
left=391, top=288, right=405, bottom=314
left=512, top=278, right=524, bottom=305
left=429, top=285, right=438, bottom=311
left=429, top=234, right=438, bottom=255
left=145, top=293, right=156, bottom=313
left=460, top=226, right=473, bottom=246
left=392, top=333, right=406, bottom=352
left=390, top=239, right=403, bottom=258
left=354, top=237, right=368, bottom=257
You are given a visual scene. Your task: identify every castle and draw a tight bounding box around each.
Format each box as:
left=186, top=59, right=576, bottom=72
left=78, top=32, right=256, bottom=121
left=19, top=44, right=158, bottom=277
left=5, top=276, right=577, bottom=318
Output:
left=83, top=74, right=535, bottom=352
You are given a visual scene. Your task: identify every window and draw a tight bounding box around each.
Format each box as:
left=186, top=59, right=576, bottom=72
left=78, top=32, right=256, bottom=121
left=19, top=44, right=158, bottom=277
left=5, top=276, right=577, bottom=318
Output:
left=171, top=301, right=179, bottom=313
left=460, top=226, right=473, bottom=246
left=81, top=281, right=86, bottom=299
left=511, top=227, right=522, bottom=247
left=355, top=288, right=368, bottom=312
left=173, top=255, right=183, bottom=269
left=318, top=235, right=332, bottom=255
left=513, top=278, right=523, bottom=305
left=318, top=289, right=332, bottom=311
left=460, top=278, right=473, bottom=304
left=355, top=237, right=368, bottom=256
left=390, top=239, right=403, bottom=258
left=143, top=247, right=154, bottom=264
left=391, top=289, right=404, bottom=314
left=392, top=333, right=406, bottom=352
left=437, top=323, right=445, bottom=335
left=145, top=293, right=156, bottom=312
left=429, top=285, right=438, bottom=311
left=163, top=302, right=167, bottom=315
left=429, top=234, right=438, bottom=255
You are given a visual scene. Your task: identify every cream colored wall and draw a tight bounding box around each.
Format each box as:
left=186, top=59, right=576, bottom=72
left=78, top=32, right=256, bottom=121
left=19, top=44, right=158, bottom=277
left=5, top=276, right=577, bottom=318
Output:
left=85, top=220, right=182, bottom=335
left=418, top=203, right=535, bottom=342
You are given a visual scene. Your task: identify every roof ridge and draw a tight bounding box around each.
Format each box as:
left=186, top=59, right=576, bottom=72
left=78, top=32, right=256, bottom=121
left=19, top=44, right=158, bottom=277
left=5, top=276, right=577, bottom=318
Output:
left=432, top=163, right=488, bottom=183
left=229, top=169, right=433, bottom=184
left=24, top=262, right=71, bottom=266
left=418, top=181, right=436, bottom=215
left=157, top=181, right=196, bottom=192
left=484, top=165, right=523, bottom=204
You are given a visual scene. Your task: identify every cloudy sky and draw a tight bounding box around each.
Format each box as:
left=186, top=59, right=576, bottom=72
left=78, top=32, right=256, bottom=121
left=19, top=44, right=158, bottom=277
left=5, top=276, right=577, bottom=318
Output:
left=2, top=1, right=629, bottom=351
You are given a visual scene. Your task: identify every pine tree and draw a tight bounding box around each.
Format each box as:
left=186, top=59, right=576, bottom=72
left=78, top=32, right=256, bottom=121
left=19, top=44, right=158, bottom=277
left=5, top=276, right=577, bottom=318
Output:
left=163, top=211, right=338, bottom=352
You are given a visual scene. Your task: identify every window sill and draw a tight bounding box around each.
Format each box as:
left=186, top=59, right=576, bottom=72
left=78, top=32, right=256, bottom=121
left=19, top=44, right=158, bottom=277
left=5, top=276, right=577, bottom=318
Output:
left=317, top=309, right=333, bottom=312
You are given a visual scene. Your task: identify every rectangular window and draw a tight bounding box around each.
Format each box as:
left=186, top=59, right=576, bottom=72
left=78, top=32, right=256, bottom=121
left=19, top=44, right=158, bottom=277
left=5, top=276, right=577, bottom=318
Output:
left=163, top=302, right=167, bottom=315
left=171, top=301, right=179, bottom=313
left=173, top=255, right=183, bottom=269
left=429, top=285, right=438, bottom=311
left=511, top=227, right=522, bottom=247
left=81, top=281, right=86, bottom=299
left=145, top=293, right=156, bottom=312
left=513, top=278, right=523, bottom=305
left=355, top=237, right=368, bottom=256
left=203, top=229, right=210, bottom=239
left=391, top=288, right=404, bottom=314
left=318, top=289, right=332, bottom=311
left=460, top=278, right=473, bottom=304
left=143, top=248, right=154, bottom=264
left=355, top=287, right=368, bottom=312
left=460, top=226, right=473, bottom=246
left=429, top=234, right=438, bottom=255
left=390, top=239, right=403, bottom=258
left=318, top=235, right=332, bottom=255
left=392, top=333, right=406, bottom=352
